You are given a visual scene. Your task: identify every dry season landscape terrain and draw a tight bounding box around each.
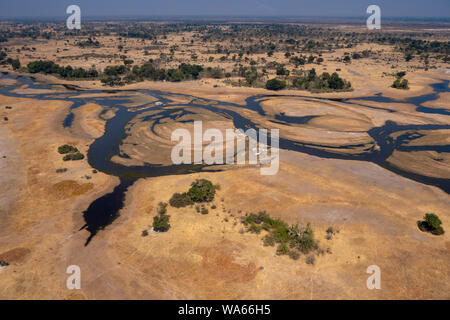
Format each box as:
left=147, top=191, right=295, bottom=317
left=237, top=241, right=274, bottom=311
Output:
left=0, top=18, right=449, bottom=299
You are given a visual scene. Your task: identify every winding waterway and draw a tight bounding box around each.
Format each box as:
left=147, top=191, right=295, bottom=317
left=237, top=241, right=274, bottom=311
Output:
left=1, top=72, right=449, bottom=245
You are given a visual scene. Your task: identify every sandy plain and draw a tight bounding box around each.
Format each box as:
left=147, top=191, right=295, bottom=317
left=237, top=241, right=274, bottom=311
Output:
left=0, top=23, right=449, bottom=299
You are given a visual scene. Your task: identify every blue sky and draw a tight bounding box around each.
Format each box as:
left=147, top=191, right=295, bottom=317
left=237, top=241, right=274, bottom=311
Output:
left=0, top=0, right=449, bottom=18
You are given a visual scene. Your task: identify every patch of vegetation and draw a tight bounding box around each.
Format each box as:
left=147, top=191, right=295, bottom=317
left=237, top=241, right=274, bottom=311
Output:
left=306, top=255, right=316, bottom=265
left=6, top=58, right=20, bottom=70
left=242, top=211, right=320, bottom=261
left=326, top=226, right=336, bottom=240
left=392, top=71, right=409, bottom=90
left=417, top=213, right=445, bottom=235
left=77, top=37, right=100, bottom=48
left=392, top=78, right=409, bottom=89
left=169, top=192, right=193, bottom=208
left=152, top=202, right=171, bottom=232
left=187, top=179, right=217, bottom=203
left=27, top=60, right=98, bottom=79
left=200, top=206, right=209, bottom=215
left=169, top=179, right=217, bottom=208
left=0, top=260, right=8, bottom=267
left=58, top=144, right=84, bottom=161
left=63, top=152, right=85, bottom=161
left=58, top=144, right=79, bottom=154
left=292, top=69, right=351, bottom=91
left=265, top=78, right=286, bottom=90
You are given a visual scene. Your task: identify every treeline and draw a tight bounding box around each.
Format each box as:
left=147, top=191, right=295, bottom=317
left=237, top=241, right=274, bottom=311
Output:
left=264, top=69, right=351, bottom=91
left=0, top=48, right=21, bottom=70
left=292, top=69, right=351, bottom=91
left=22, top=58, right=350, bottom=92
left=24, top=59, right=209, bottom=85
left=27, top=60, right=99, bottom=78
left=102, top=61, right=206, bottom=85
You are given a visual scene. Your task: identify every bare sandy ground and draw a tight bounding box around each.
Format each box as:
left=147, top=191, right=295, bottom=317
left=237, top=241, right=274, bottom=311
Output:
left=0, top=69, right=449, bottom=299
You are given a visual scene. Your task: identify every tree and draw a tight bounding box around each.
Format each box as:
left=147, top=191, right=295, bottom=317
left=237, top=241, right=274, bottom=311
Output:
left=153, top=213, right=170, bottom=232
left=418, top=213, right=444, bottom=235
left=169, top=192, right=193, bottom=208
left=392, top=78, right=408, bottom=89
left=265, top=78, right=286, bottom=91
left=188, top=179, right=216, bottom=203
left=153, top=202, right=171, bottom=232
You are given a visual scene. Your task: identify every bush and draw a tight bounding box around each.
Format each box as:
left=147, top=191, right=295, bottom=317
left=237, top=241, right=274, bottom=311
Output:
left=0, top=260, right=9, bottom=267
left=153, top=214, right=170, bottom=232
left=271, top=225, right=290, bottom=244
left=392, top=78, right=409, bottom=89
left=241, top=211, right=320, bottom=262
left=153, top=203, right=171, bottom=232
left=289, top=250, right=300, bottom=260
left=188, top=179, right=216, bottom=203
left=201, top=206, right=209, bottom=215
left=248, top=222, right=263, bottom=234
left=265, top=78, right=286, bottom=91
left=245, top=211, right=270, bottom=225
left=157, top=202, right=168, bottom=215
left=425, top=213, right=442, bottom=229
left=141, top=230, right=149, bottom=237
left=58, top=144, right=78, bottom=154
left=418, top=213, right=445, bottom=235
left=63, top=152, right=84, bottom=161
left=169, top=192, right=193, bottom=208
left=263, top=234, right=275, bottom=246
left=306, top=255, right=316, bottom=265
left=292, top=70, right=351, bottom=91
left=276, top=243, right=290, bottom=255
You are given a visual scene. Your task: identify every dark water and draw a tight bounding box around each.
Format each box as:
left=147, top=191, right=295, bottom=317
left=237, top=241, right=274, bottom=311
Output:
left=1, top=73, right=449, bottom=245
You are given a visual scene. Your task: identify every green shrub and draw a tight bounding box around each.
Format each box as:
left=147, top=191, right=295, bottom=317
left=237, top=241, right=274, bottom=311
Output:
left=141, top=230, right=149, bottom=237
left=392, top=78, right=409, bottom=89
left=63, top=152, right=84, bottom=161
left=418, top=213, right=445, bottom=235
left=58, top=144, right=78, bottom=154
left=425, top=213, right=442, bottom=229
left=169, top=192, right=193, bottom=208
left=262, top=217, right=287, bottom=231
left=188, top=179, right=216, bottom=203
left=245, top=211, right=270, bottom=226
left=157, top=202, right=168, bottom=215
left=152, top=202, right=170, bottom=232
left=0, top=260, right=9, bottom=267
left=271, top=225, right=290, bottom=244
left=263, top=234, right=275, bottom=246
left=265, top=78, right=286, bottom=91
left=240, top=211, right=320, bottom=262
left=153, top=214, right=170, bottom=232
left=276, top=243, right=290, bottom=255
left=201, top=206, right=209, bottom=215
left=297, top=234, right=318, bottom=254
left=248, top=222, right=262, bottom=234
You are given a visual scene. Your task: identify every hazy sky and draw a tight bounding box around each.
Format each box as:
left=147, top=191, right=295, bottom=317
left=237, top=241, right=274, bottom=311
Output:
left=0, top=0, right=449, bottom=18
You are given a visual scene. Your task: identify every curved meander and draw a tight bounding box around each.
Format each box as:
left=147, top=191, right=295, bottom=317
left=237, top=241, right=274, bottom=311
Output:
left=1, top=72, right=449, bottom=245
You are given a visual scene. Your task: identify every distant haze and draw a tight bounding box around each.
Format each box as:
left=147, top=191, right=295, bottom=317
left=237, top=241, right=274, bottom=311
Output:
left=0, top=0, right=449, bottom=19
